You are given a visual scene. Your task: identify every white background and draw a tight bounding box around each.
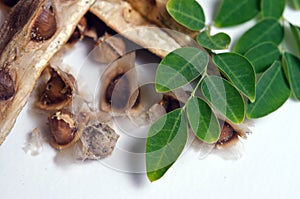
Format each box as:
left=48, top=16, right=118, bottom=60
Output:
left=1, top=0, right=300, bottom=198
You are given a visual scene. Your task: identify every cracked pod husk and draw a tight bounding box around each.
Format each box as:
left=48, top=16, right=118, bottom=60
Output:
left=35, top=66, right=77, bottom=111
left=99, top=52, right=139, bottom=115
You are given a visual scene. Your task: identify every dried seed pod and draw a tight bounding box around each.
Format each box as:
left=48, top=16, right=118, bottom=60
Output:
left=80, top=123, right=119, bottom=159
left=0, top=0, right=96, bottom=145
left=100, top=52, right=138, bottom=114
left=1, top=0, right=19, bottom=7
left=0, top=68, right=15, bottom=101
left=36, top=67, right=77, bottom=111
left=30, top=3, right=57, bottom=42
left=93, top=33, right=126, bottom=64
left=48, top=109, right=78, bottom=149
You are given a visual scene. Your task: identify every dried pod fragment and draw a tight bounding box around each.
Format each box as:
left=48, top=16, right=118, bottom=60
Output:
left=90, top=0, right=187, bottom=58
left=93, top=33, right=126, bottom=64
left=67, top=16, right=98, bottom=45
left=36, top=67, right=76, bottom=111
left=22, top=128, right=43, bottom=156
left=194, top=120, right=251, bottom=160
left=159, top=94, right=181, bottom=113
left=0, top=68, right=15, bottom=101
left=100, top=52, right=138, bottom=114
left=80, top=123, right=119, bottom=159
left=30, top=3, right=57, bottom=42
left=128, top=84, right=163, bottom=126
left=48, top=109, right=78, bottom=148
left=216, top=121, right=248, bottom=148
left=159, top=90, right=188, bottom=113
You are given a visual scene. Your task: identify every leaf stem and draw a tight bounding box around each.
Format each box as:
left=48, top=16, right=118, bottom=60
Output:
left=182, top=69, right=208, bottom=111
left=191, top=69, right=207, bottom=97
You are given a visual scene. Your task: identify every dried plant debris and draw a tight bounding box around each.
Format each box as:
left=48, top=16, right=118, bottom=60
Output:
left=216, top=121, right=251, bottom=149
left=23, top=128, right=43, bottom=156
left=80, top=122, right=119, bottom=160
left=67, top=15, right=98, bottom=46
left=0, top=0, right=96, bottom=145
left=35, top=66, right=77, bottom=111
left=93, top=33, right=126, bottom=64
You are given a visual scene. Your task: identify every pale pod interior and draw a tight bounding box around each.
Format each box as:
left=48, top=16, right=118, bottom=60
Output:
left=99, top=51, right=139, bottom=115
left=127, top=84, right=164, bottom=127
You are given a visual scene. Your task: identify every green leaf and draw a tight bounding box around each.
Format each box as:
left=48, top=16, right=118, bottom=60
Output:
left=246, top=61, right=290, bottom=118
left=214, top=0, right=260, bottom=27
left=146, top=109, right=188, bottom=182
left=292, top=0, right=300, bottom=9
left=212, top=53, right=256, bottom=102
left=197, top=31, right=231, bottom=50
left=244, top=42, right=281, bottom=73
left=283, top=53, right=300, bottom=100
left=201, top=76, right=245, bottom=124
left=290, top=23, right=300, bottom=56
left=234, top=19, right=284, bottom=54
left=261, top=0, right=285, bottom=20
left=186, top=97, right=220, bottom=143
left=166, top=0, right=205, bottom=31
left=156, top=47, right=209, bottom=92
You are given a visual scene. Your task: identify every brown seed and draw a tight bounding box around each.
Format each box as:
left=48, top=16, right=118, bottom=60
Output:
left=105, top=74, right=130, bottom=110
left=30, top=4, right=57, bottom=42
left=48, top=109, right=77, bottom=145
left=99, top=52, right=138, bottom=113
left=0, top=68, right=15, bottom=101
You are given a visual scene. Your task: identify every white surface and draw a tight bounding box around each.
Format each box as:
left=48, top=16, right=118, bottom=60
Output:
left=1, top=1, right=300, bottom=198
